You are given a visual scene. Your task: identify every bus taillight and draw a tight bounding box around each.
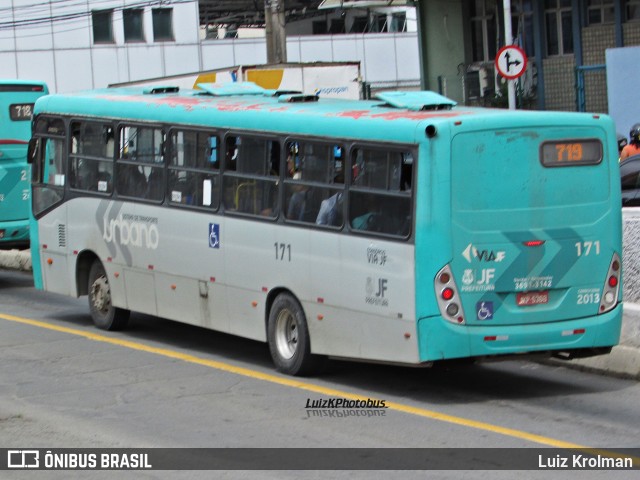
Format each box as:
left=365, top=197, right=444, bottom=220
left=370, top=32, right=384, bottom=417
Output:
left=434, top=265, right=465, bottom=324
left=599, top=253, right=621, bottom=314
left=441, top=288, right=454, bottom=301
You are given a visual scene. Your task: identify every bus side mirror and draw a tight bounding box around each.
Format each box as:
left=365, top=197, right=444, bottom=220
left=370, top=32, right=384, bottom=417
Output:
left=27, top=138, right=39, bottom=165
left=28, top=138, right=42, bottom=183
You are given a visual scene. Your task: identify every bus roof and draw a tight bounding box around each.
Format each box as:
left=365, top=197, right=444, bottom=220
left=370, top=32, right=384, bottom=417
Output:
left=33, top=84, right=611, bottom=145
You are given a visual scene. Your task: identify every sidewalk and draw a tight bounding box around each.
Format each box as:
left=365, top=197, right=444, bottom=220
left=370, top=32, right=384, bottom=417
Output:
left=552, top=303, right=640, bottom=380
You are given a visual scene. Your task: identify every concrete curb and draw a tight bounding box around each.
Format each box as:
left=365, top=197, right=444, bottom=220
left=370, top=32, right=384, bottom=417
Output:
left=0, top=249, right=31, bottom=271
left=552, top=303, right=640, bottom=380
left=547, top=344, right=640, bottom=380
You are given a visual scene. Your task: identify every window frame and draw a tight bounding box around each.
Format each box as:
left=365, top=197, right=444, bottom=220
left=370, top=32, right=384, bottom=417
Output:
left=544, top=0, right=574, bottom=56
left=152, top=8, right=174, bottom=42
left=115, top=123, right=166, bottom=203
left=282, top=138, right=346, bottom=228
left=123, top=8, right=145, bottom=43
left=92, top=9, right=114, bottom=44
left=221, top=132, right=281, bottom=219
left=68, top=120, right=116, bottom=196
left=347, top=143, right=415, bottom=239
left=469, top=0, right=498, bottom=63
left=627, top=0, right=640, bottom=20
left=30, top=116, right=67, bottom=219
left=167, top=127, right=221, bottom=211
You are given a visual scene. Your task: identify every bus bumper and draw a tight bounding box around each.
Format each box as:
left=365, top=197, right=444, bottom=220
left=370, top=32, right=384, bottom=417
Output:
left=0, top=219, right=29, bottom=246
left=417, top=304, right=623, bottom=361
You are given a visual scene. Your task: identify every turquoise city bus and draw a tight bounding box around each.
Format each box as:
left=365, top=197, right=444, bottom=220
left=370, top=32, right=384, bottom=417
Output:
left=0, top=80, right=48, bottom=247
left=27, top=83, right=622, bottom=375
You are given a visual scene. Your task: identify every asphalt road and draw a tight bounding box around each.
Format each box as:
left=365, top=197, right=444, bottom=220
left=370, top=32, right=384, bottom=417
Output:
left=0, top=269, right=638, bottom=480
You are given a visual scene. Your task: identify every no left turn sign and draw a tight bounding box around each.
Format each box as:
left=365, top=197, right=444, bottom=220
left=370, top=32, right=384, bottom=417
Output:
left=495, top=45, right=527, bottom=80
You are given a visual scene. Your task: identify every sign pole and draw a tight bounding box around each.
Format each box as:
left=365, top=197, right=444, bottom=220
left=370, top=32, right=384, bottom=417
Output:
left=503, top=0, right=515, bottom=109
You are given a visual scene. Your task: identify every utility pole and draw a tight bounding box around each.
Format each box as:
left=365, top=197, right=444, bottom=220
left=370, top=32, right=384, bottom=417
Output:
left=264, top=0, right=287, bottom=64
left=503, top=0, right=516, bottom=109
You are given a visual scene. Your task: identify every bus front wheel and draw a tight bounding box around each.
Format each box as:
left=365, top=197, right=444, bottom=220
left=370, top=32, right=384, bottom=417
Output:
left=267, top=293, right=324, bottom=376
left=88, top=261, right=130, bottom=331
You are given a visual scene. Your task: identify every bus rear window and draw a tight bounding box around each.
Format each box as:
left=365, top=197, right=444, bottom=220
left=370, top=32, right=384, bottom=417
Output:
left=0, top=84, right=45, bottom=92
left=540, top=139, right=602, bottom=167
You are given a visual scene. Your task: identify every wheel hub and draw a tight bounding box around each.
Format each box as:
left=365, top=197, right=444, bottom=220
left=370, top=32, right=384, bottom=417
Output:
left=91, top=276, right=110, bottom=313
left=275, top=309, right=298, bottom=360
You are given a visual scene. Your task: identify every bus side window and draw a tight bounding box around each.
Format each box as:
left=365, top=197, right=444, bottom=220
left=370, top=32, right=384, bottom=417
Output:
left=283, top=141, right=344, bottom=226
left=117, top=125, right=164, bottom=200
left=69, top=121, right=114, bottom=194
left=349, top=148, right=413, bottom=237
left=222, top=135, right=278, bottom=217
left=169, top=129, right=220, bottom=209
left=30, top=117, right=66, bottom=217
left=45, top=138, right=66, bottom=186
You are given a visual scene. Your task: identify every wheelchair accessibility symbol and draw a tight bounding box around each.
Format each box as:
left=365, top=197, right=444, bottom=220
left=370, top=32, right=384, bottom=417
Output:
left=209, top=223, right=220, bottom=248
left=476, top=301, right=493, bottom=320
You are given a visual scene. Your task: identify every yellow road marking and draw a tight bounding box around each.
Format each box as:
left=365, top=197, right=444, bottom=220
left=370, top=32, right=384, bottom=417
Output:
left=1, top=311, right=638, bottom=465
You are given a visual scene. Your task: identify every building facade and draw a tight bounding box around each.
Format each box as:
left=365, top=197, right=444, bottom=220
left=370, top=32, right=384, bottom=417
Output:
left=416, top=0, right=640, bottom=111
left=1, top=1, right=639, bottom=114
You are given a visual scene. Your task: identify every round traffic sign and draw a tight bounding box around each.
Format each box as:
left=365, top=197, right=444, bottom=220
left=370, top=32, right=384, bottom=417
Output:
left=495, top=45, right=527, bottom=80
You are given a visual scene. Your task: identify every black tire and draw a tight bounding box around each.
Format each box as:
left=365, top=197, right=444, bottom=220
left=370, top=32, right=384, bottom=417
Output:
left=88, top=260, right=130, bottom=331
left=267, top=293, right=324, bottom=376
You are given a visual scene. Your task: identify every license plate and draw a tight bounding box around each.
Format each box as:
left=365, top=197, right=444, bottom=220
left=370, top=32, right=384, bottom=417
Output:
left=517, top=291, right=549, bottom=306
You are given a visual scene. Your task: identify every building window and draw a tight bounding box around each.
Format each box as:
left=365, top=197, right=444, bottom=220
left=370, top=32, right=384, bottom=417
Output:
left=511, top=0, right=535, bottom=57
left=587, top=0, right=615, bottom=25
left=123, top=8, right=145, bottom=42
left=627, top=0, right=640, bottom=20
left=470, top=0, right=498, bottom=63
left=152, top=8, right=174, bottom=42
left=92, top=9, right=113, bottom=44
left=390, top=12, right=407, bottom=32
left=544, top=0, right=573, bottom=56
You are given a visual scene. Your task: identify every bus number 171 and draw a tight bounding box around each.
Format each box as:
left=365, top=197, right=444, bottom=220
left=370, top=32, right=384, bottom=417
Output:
left=275, top=242, right=291, bottom=262
left=575, top=241, right=600, bottom=257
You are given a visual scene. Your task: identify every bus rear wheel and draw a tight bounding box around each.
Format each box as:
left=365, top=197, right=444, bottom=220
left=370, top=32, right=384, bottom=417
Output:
left=267, top=293, right=324, bottom=376
left=88, top=260, right=130, bottom=331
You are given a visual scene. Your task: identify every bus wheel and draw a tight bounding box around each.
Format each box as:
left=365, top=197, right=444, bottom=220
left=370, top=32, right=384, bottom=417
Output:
left=88, top=261, right=130, bottom=331
left=267, top=293, right=324, bottom=376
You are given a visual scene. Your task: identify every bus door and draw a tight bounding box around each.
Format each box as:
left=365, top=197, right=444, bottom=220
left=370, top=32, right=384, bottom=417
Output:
left=29, top=116, right=70, bottom=294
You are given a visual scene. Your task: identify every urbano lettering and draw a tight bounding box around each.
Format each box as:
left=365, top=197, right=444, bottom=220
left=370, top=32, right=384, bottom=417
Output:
left=103, top=214, right=159, bottom=250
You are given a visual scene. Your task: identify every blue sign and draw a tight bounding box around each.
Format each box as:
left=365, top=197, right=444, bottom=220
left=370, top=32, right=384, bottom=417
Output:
left=209, top=223, right=220, bottom=248
left=476, top=301, right=493, bottom=320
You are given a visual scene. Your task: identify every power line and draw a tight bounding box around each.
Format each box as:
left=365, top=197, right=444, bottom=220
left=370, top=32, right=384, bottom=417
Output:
left=0, top=0, right=194, bottom=31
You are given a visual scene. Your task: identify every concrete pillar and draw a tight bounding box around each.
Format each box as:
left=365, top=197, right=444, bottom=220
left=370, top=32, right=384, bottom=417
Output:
left=265, top=0, right=287, bottom=64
